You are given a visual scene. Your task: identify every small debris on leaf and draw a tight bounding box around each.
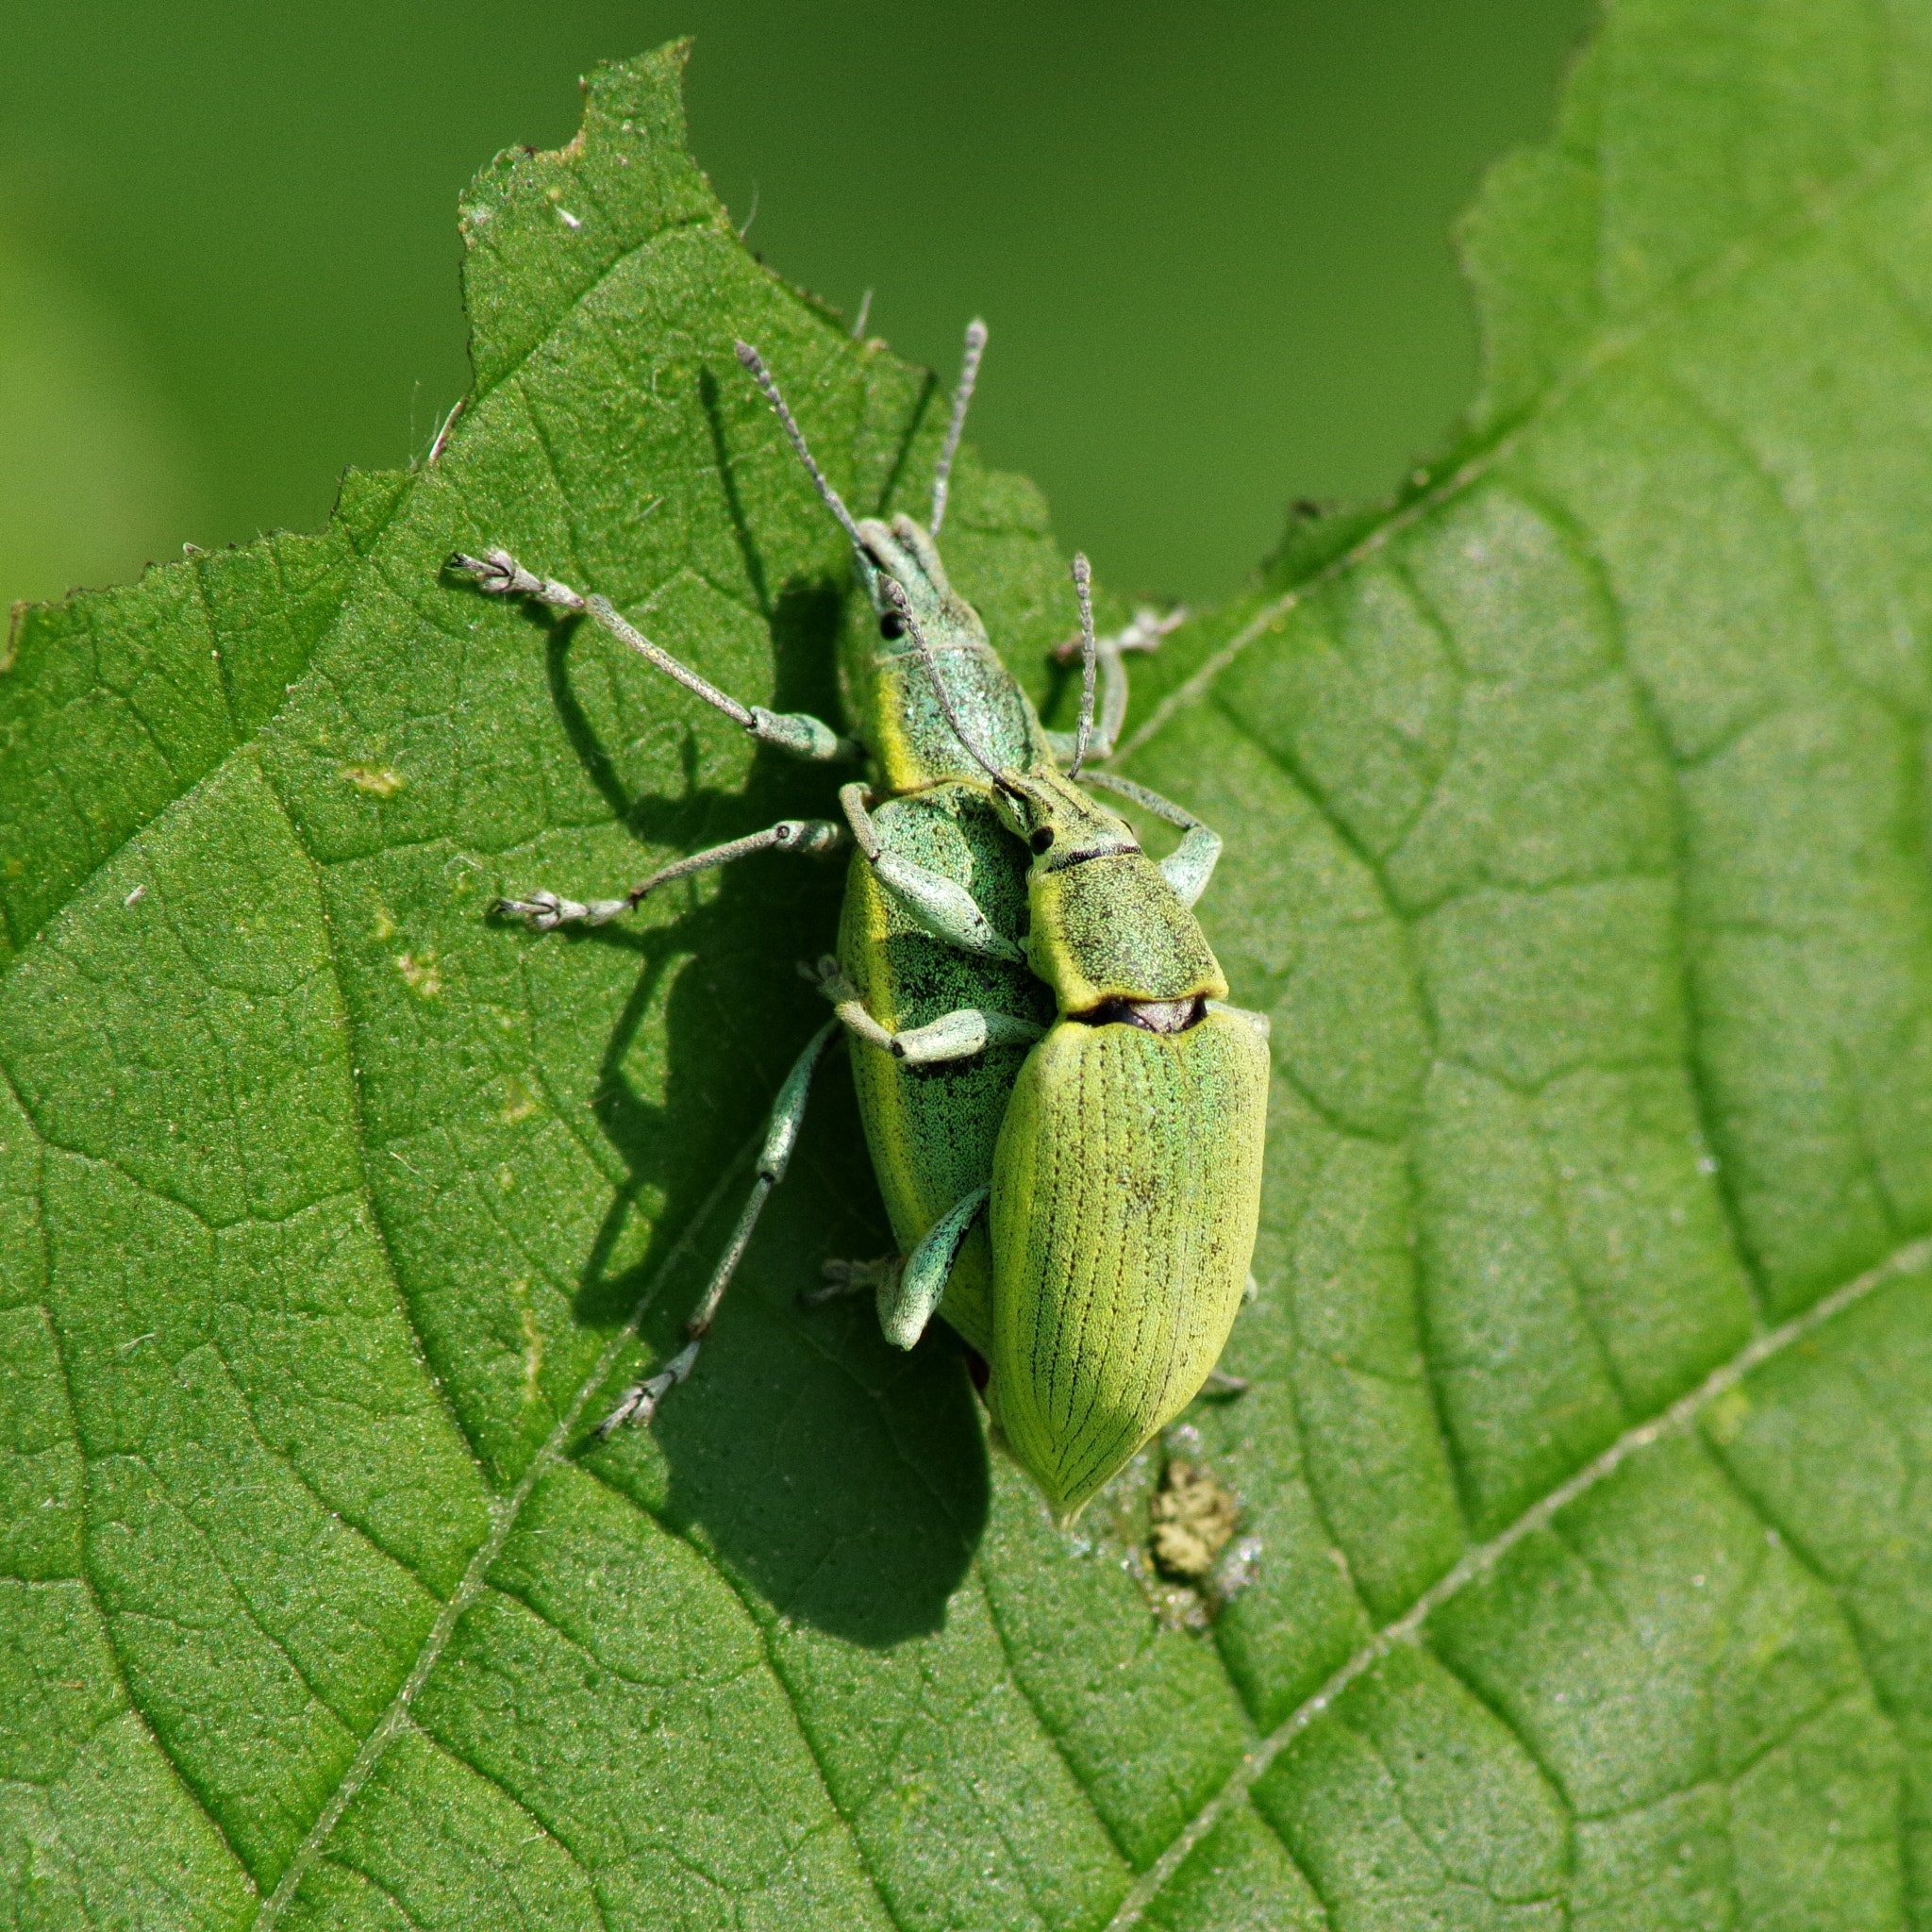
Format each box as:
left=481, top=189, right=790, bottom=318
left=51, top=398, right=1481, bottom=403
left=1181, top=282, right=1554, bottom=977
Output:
left=1150, top=1457, right=1240, bottom=1583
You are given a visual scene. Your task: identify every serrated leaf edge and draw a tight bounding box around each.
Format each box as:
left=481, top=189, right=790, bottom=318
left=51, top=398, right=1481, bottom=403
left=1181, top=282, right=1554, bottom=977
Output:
left=1117, top=128, right=1926, bottom=770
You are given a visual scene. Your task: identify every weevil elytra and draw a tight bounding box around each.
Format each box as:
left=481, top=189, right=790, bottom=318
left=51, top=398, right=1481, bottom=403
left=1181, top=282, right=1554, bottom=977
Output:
left=453, top=324, right=1269, bottom=1524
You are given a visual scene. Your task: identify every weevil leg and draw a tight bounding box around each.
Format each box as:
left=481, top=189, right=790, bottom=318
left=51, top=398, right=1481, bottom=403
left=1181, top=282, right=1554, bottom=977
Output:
left=1043, top=604, right=1187, bottom=763
left=802, top=956, right=1045, bottom=1063
left=452, top=547, right=863, bottom=762
left=1202, top=1368, right=1250, bottom=1396
left=1077, top=769, right=1224, bottom=908
left=594, top=1018, right=841, bottom=1438
left=801, top=1253, right=897, bottom=1309
left=839, top=783, right=1026, bottom=961
left=879, top=1187, right=989, bottom=1349
left=497, top=817, right=846, bottom=930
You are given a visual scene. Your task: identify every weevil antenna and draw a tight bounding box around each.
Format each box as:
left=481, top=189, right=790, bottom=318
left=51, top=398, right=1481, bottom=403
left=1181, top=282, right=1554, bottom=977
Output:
left=880, top=576, right=1009, bottom=789
left=928, top=318, right=987, bottom=537
left=735, top=341, right=870, bottom=555
left=1068, top=554, right=1099, bottom=777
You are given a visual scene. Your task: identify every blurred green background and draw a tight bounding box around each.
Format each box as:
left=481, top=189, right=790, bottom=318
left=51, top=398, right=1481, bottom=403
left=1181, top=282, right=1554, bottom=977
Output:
left=0, top=0, right=1592, bottom=620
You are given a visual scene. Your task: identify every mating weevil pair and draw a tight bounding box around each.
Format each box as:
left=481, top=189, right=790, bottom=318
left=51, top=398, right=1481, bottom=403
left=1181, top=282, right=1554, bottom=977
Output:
left=455, top=325, right=1269, bottom=1524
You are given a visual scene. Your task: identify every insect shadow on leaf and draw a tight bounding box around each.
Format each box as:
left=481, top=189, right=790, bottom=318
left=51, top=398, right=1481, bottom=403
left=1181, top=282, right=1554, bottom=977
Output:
left=496, top=361, right=988, bottom=1647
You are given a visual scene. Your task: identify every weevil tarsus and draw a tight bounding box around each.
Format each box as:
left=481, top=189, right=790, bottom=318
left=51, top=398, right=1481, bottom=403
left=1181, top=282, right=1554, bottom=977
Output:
left=494, top=818, right=846, bottom=931
left=596, top=1018, right=841, bottom=1438
left=803, top=1251, right=896, bottom=1309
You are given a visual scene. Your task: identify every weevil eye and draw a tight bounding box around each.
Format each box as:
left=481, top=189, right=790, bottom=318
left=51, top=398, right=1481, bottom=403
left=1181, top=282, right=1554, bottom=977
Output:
left=878, top=609, right=907, bottom=640
left=1029, top=826, right=1056, bottom=854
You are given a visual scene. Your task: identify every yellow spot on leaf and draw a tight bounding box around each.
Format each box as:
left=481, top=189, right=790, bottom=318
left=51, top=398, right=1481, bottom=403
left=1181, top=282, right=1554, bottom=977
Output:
left=341, top=763, right=405, bottom=798
left=522, top=1308, right=542, bottom=1401
left=510, top=1280, right=542, bottom=1405
left=395, top=951, right=442, bottom=997
left=500, top=1079, right=539, bottom=1125
left=1705, top=1387, right=1753, bottom=1446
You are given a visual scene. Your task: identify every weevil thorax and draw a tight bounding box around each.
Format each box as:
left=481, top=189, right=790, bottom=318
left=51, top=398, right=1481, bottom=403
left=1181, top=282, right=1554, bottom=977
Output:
left=843, top=513, right=1054, bottom=794
left=991, top=766, right=1229, bottom=1016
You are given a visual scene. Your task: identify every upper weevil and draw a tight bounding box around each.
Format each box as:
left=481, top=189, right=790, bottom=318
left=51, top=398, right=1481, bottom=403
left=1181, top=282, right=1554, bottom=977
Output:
left=454, top=324, right=1269, bottom=1524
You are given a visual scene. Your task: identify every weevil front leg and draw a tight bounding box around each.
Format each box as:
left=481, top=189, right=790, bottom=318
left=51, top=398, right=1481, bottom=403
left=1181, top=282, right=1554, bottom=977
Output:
left=1078, top=768, right=1224, bottom=908
left=802, top=957, right=1044, bottom=1064
left=595, top=1018, right=841, bottom=1437
left=452, top=547, right=863, bottom=762
left=839, top=782, right=1026, bottom=962
left=498, top=816, right=846, bottom=930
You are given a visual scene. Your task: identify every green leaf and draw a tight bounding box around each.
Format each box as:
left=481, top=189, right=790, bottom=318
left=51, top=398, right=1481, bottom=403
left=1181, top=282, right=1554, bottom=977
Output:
left=5, top=9, right=1932, bottom=1925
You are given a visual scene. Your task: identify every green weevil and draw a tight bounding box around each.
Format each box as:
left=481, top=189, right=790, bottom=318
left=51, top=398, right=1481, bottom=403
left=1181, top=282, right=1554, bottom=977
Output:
left=453, top=325, right=1269, bottom=1524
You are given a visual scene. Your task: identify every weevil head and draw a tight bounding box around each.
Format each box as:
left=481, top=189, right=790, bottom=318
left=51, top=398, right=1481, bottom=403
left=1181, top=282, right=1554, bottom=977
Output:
left=991, top=764, right=1140, bottom=870
left=853, top=513, right=991, bottom=659
left=847, top=512, right=1055, bottom=791
left=993, top=766, right=1227, bottom=1012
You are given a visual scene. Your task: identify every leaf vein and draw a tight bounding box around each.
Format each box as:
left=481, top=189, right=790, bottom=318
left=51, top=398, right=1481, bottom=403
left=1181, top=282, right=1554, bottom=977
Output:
left=567, top=1457, right=914, bottom=1932
left=1102, top=1232, right=1932, bottom=1932
left=245, top=1113, right=781, bottom=1927
left=10, top=1241, right=264, bottom=1901
left=1116, top=135, right=1932, bottom=768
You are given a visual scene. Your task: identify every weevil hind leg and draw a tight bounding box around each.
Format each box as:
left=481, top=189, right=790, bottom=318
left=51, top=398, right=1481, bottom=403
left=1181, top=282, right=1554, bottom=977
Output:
left=595, top=1019, right=841, bottom=1438
left=451, top=547, right=861, bottom=762
left=497, top=817, right=846, bottom=931
left=879, top=1188, right=989, bottom=1349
